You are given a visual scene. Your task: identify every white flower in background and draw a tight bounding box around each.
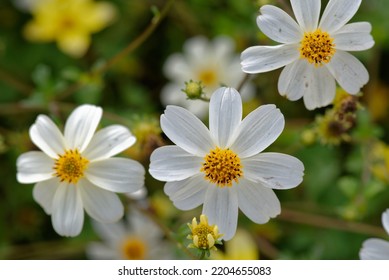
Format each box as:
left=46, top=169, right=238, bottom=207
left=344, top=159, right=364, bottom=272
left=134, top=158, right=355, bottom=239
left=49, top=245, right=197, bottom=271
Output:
left=360, top=209, right=389, bottom=260
left=149, top=87, right=304, bottom=240
left=241, top=0, right=374, bottom=110
left=87, top=207, right=171, bottom=260
left=161, top=36, right=254, bottom=118
left=16, top=105, right=145, bottom=237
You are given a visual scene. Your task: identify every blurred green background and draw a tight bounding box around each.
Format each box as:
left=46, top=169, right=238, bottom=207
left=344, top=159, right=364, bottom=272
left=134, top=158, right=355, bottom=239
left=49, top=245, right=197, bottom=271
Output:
left=0, top=0, right=389, bottom=259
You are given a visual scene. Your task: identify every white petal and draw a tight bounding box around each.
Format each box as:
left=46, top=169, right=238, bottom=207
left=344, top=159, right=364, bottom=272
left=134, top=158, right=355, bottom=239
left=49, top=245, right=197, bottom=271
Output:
left=33, top=178, right=59, bottom=214
left=164, top=174, right=208, bottom=210
left=82, top=125, right=136, bottom=161
left=184, top=36, right=209, bottom=64
left=212, top=36, right=235, bottom=61
left=149, top=145, right=202, bottom=182
left=64, top=104, right=102, bottom=152
left=86, top=242, right=117, bottom=260
left=326, top=50, right=369, bottom=94
left=303, top=64, right=336, bottom=110
left=163, top=53, right=192, bottom=81
left=382, top=209, right=389, bottom=235
left=16, top=151, right=54, bottom=183
left=230, top=105, right=284, bottom=158
left=92, top=219, right=126, bottom=243
left=78, top=179, right=123, bottom=223
left=243, top=152, right=304, bottom=189
left=85, top=158, right=145, bottom=193
left=319, top=0, right=362, bottom=34
left=360, top=238, right=389, bottom=260
left=209, top=87, right=242, bottom=148
left=52, top=183, right=84, bottom=237
left=161, top=105, right=214, bottom=156
left=257, top=5, right=302, bottom=44
left=29, top=115, right=65, bottom=158
left=333, top=30, right=374, bottom=51
left=237, top=179, right=281, bottom=224
left=241, top=44, right=300, bottom=74
left=125, top=187, right=148, bottom=200
left=291, top=0, right=321, bottom=31
left=278, top=59, right=309, bottom=101
left=202, top=187, right=238, bottom=241
left=335, top=22, right=372, bottom=34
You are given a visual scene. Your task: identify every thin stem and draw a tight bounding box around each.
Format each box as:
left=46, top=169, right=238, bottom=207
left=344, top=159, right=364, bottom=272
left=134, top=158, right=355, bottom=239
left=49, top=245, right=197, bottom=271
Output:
left=279, top=208, right=387, bottom=238
left=93, top=0, right=176, bottom=76
left=0, top=67, right=33, bottom=96
left=57, top=0, right=175, bottom=100
left=236, top=73, right=250, bottom=92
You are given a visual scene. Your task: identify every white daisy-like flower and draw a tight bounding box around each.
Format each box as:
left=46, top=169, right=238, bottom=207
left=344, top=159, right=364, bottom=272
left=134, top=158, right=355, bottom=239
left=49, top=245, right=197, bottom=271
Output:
left=16, top=104, right=145, bottom=237
left=149, top=87, right=304, bottom=240
left=87, top=207, right=171, bottom=260
left=241, top=0, right=374, bottom=110
left=161, top=36, right=255, bottom=118
left=360, top=209, right=389, bottom=260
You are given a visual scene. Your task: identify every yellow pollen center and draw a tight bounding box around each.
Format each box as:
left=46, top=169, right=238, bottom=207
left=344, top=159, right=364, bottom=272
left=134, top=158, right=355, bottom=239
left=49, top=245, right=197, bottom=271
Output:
left=300, top=29, right=336, bottom=66
left=53, top=149, right=89, bottom=184
left=198, top=69, right=217, bottom=87
left=192, top=224, right=216, bottom=249
left=201, top=147, right=243, bottom=187
left=121, top=237, right=147, bottom=260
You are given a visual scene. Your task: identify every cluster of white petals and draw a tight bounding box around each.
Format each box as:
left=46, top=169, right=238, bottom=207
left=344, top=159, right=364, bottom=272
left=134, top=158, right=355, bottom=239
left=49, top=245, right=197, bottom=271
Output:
left=150, top=87, right=304, bottom=240
left=360, top=209, right=389, bottom=260
left=241, top=0, right=374, bottom=110
left=16, top=105, right=145, bottom=237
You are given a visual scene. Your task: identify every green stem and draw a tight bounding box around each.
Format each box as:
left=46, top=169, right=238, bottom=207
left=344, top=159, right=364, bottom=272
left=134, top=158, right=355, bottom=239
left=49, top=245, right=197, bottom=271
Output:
left=279, top=208, right=387, bottom=238
left=236, top=73, right=250, bottom=92
left=57, top=0, right=176, bottom=100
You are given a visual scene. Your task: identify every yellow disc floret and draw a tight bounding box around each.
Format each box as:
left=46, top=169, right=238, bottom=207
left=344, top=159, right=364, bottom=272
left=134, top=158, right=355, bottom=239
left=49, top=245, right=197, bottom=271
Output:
left=187, top=215, right=223, bottom=251
left=53, top=149, right=89, bottom=184
left=201, top=147, right=243, bottom=187
left=121, top=236, right=147, bottom=260
left=300, top=29, right=336, bottom=66
left=198, top=69, right=218, bottom=87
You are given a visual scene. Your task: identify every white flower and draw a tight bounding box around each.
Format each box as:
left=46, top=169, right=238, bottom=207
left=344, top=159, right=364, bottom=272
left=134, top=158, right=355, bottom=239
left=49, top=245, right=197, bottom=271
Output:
left=360, top=209, right=389, bottom=260
left=87, top=207, right=171, bottom=260
left=161, top=36, right=255, bottom=118
left=149, top=87, right=304, bottom=240
left=16, top=104, right=145, bottom=237
left=241, top=0, right=374, bottom=110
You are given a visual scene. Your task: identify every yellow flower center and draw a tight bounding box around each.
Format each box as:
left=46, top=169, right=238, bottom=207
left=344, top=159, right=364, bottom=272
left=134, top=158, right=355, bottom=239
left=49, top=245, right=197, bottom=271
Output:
left=121, top=237, right=147, bottom=260
left=188, top=215, right=222, bottom=251
left=300, top=29, right=336, bottom=66
left=192, top=224, right=216, bottom=249
left=198, top=69, right=217, bottom=87
left=201, top=147, right=243, bottom=187
left=53, top=149, right=89, bottom=184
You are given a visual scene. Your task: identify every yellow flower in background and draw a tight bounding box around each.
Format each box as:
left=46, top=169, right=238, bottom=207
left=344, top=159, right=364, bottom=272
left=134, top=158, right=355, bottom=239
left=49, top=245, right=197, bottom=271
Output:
left=211, top=228, right=259, bottom=260
left=23, top=0, right=116, bottom=57
left=371, top=141, right=389, bottom=184
left=125, top=117, right=165, bottom=164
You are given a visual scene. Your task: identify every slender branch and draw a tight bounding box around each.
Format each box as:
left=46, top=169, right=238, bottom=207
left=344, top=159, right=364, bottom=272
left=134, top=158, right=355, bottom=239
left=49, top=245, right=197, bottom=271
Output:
left=279, top=208, right=387, bottom=238
left=236, top=73, right=250, bottom=92
left=57, top=0, right=176, bottom=100
left=94, top=0, right=175, bottom=76
left=256, top=236, right=280, bottom=260
left=0, top=67, right=33, bottom=96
